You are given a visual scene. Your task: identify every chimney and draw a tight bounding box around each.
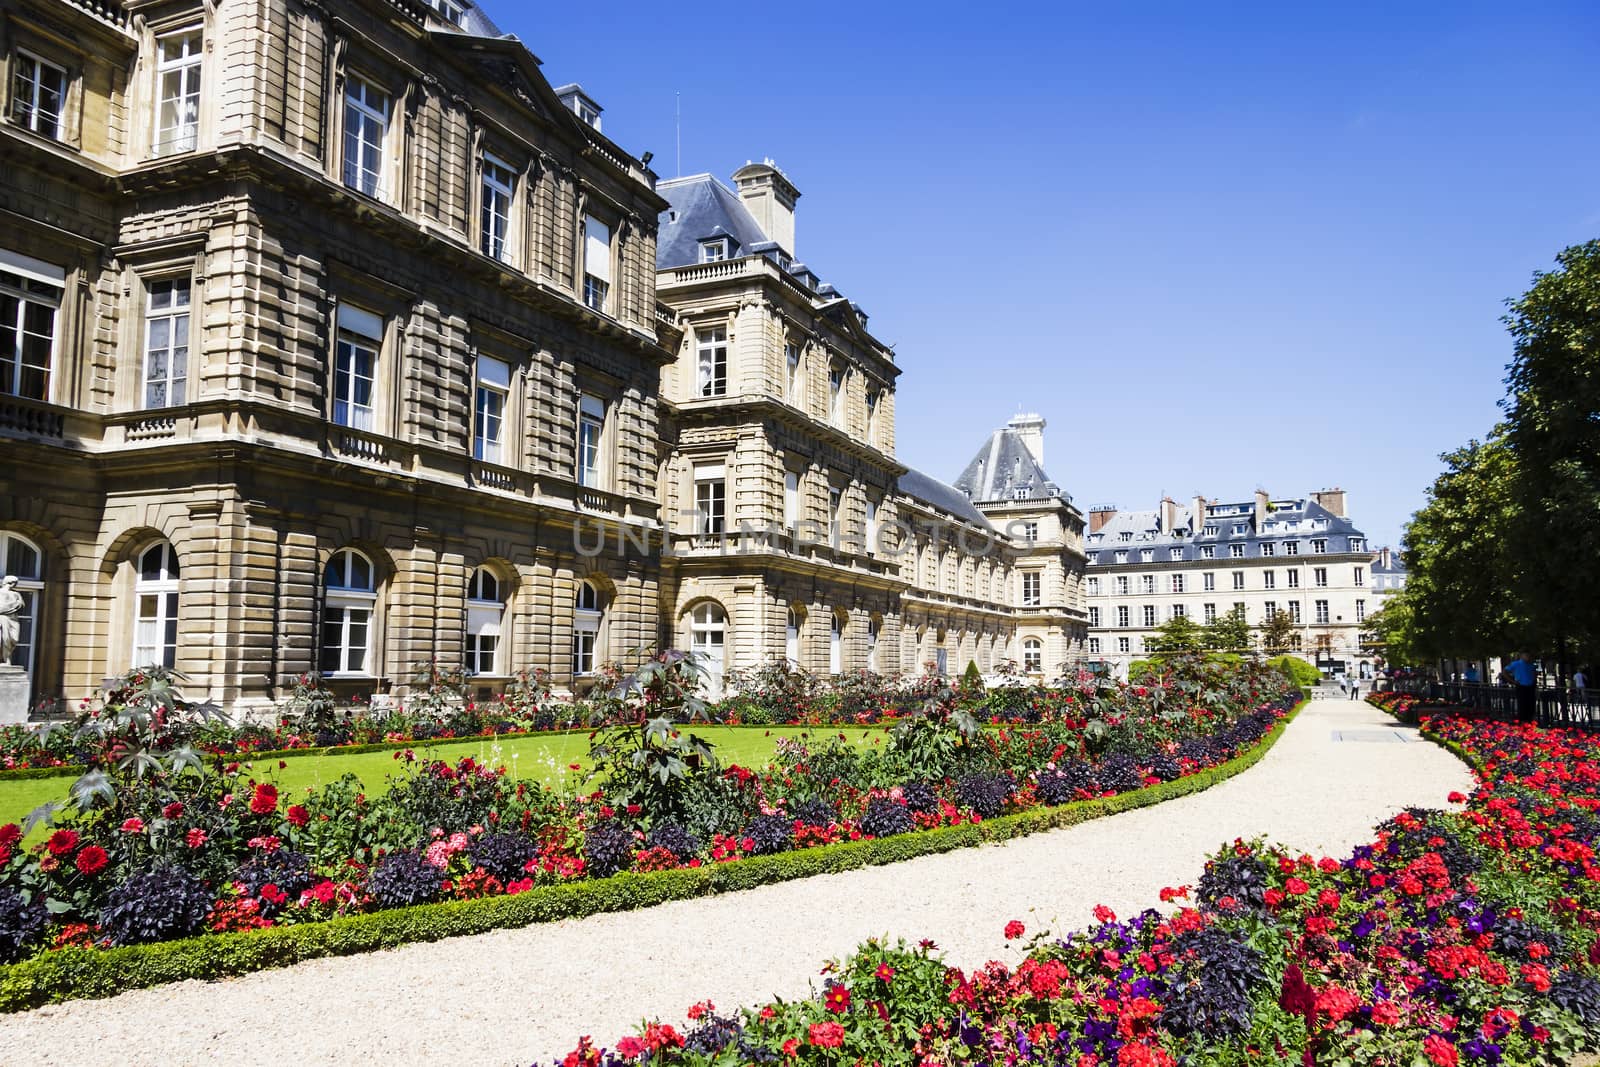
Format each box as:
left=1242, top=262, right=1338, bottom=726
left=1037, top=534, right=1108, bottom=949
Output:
left=731, top=160, right=800, bottom=256
left=1007, top=412, right=1046, bottom=469
left=1089, top=505, right=1117, bottom=534
left=1159, top=496, right=1178, bottom=534
left=1379, top=546, right=1392, bottom=569
left=1253, top=488, right=1270, bottom=531
left=1311, top=487, right=1347, bottom=518
left=1191, top=495, right=1206, bottom=534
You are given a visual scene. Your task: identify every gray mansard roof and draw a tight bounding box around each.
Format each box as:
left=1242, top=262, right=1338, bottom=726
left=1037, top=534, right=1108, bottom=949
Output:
left=898, top=469, right=995, bottom=530
left=952, top=427, right=1065, bottom=504
left=1084, top=497, right=1368, bottom=566
left=657, top=175, right=774, bottom=270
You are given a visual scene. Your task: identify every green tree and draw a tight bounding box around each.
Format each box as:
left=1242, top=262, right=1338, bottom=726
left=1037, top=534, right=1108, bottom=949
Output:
left=1358, top=595, right=1421, bottom=667
left=1147, top=614, right=1205, bottom=654
left=1203, top=605, right=1252, bottom=653
left=1502, top=240, right=1600, bottom=657
left=1259, top=611, right=1297, bottom=656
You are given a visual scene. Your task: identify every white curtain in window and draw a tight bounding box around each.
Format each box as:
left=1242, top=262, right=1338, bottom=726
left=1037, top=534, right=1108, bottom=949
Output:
left=584, top=216, right=612, bottom=283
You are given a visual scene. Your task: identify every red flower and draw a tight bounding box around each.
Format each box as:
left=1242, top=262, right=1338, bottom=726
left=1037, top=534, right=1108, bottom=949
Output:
left=286, top=805, right=310, bottom=828
left=259, top=883, right=288, bottom=906
left=1264, top=888, right=1285, bottom=908
left=1422, top=1034, right=1458, bottom=1067
left=249, top=782, right=279, bottom=816
left=874, top=963, right=895, bottom=983
left=121, top=817, right=145, bottom=834
left=0, top=824, right=21, bottom=849
left=186, top=828, right=208, bottom=848
left=824, top=982, right=851, bottom=1014
left=45, top=829, right=79, bottom=856
left=74, top=845, right=109, bottom=876
left=1317, top=888, right=1341, bottom=909
left=1093, top=904, right=1117, bottom=923
left=162, top=802, right=184, bottom=820
left=1004, top=920, right=1026, bottom=940
left=781, top=1039, right=799, bottom=1057
left=807, top=1022, right=845, bottom=1048
left=1284, top=877, right=1310, bottom=896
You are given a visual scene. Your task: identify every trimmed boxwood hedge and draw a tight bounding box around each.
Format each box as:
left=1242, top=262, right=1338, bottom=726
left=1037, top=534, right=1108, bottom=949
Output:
left=0, top=699, right=1306, bottom=1012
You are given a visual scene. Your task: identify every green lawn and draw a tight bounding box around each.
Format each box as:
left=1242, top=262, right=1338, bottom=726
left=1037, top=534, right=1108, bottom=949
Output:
left=0, top=725, right=888, bottom=832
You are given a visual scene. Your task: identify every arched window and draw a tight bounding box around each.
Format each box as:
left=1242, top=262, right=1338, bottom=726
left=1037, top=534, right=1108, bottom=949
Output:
left=0, top=532, right=43, bottom=678
left=321, top=549, right=376, bottom=675
left=466, top=566, right=504, bottom=676
left=132, top=542, right=180, bottom=669
left=829, top=611, right=845, bottom=674
left=573, top=579, right=604, bottom=676
left=1023, top=638, right=1043, bottom=674
left=785, top=604, right=804, bottom=667
left=687, top=602, right=726, bottom=696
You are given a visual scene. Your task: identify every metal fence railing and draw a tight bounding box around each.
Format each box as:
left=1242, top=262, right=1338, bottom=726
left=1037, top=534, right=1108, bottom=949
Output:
left=1384, top=677, right=1600, bottom=728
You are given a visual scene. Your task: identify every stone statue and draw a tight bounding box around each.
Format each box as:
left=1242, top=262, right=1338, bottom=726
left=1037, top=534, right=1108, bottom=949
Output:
left=0, top=576, right=24, bottom=666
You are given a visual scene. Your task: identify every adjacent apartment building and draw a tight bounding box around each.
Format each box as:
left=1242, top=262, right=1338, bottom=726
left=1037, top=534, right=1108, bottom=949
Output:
left=1084, top=490, right=1374, bottom=677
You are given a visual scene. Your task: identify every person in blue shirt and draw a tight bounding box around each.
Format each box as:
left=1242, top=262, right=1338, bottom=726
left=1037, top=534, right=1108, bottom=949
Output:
left=1508, top=652, right=1538, bottom=723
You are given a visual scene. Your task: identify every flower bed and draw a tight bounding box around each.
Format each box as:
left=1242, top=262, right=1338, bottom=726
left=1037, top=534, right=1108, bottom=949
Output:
left=1368, top=691, right=1466, bottom=725
left=544, top=714, right=1600, bottom=1066
left=0, top=658, right=1300, bottom=1005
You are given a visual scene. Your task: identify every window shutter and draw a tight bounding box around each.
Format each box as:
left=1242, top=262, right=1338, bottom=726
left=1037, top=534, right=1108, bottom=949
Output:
left=584, top=215, right=612, bottom=282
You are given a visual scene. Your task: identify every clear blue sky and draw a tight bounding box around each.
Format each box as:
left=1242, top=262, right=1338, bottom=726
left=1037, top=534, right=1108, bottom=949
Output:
left=500, top=0, right=1600, bottom=549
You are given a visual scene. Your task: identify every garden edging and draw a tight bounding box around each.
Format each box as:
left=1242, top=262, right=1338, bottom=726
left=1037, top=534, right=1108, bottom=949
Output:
left=0, top=699, right=1307, bottom=1012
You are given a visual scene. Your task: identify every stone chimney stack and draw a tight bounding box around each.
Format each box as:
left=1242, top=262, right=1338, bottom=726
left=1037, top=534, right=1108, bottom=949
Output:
left=1089, top=505, right=1117, bottom=534
left=1254, top=488, right=1270, bottom=530
left=1159, top=496, right=1178, bottom=533
left=1311, top=487, right=1347, bottom=518
left=731, top=160, right=800, bottom=256
left=1008, top=412, right=1046, bottom=469
left=1191, top=495, right=1207, bottom=534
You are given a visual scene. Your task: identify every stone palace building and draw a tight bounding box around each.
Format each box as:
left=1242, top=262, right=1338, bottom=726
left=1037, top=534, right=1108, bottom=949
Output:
left=0, top=0, right=1087, bottom=717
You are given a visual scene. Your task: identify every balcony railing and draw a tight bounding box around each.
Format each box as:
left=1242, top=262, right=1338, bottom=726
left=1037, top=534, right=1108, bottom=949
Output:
left=0, top=395, right=65, bottom=440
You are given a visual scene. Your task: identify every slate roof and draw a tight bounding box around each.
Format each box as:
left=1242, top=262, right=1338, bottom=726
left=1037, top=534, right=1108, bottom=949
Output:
left=1083, top=496, right=1369, bottom=566
left=898, top=469, right=995, bottom=530
left=657, top=175, right=773, bottom=270
left=952, top=426, right=1065, bottom=504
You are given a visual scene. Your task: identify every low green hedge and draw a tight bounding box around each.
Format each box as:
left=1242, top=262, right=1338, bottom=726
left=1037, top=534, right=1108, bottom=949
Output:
left=0, top=699, right=1306, bottom=1012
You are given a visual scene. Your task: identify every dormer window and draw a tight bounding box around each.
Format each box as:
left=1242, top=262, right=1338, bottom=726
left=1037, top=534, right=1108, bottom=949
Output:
left=700, top=239, right=728, bottom=263
left=1118, top=532, right=1132, bottom=542
left=1012, top=486, right=1030, bottom=500
left=576, top=101, right=600, bottom=129
left=427, top=0, right=466, bottom=25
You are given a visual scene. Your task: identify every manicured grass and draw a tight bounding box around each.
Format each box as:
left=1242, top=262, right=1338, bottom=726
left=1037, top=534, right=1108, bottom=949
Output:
left=0, top=725, right=887, bottom=832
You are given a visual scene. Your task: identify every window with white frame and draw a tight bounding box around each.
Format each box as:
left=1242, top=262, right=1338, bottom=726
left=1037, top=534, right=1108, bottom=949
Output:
left=1203, top=524, right=1217, bottom=537
left=694, top=463, right=726, bottom=536
left=0, top=532, right=43, bottom=679
left=342, top=76, right=388, bottom=197
left=1355, top=598, right=1366, bottom=622
left=699, top=238, right=728, bottom=263
left=783, top=470, right=800, bottom=530
left=142, top=278, right=190, bottom=408
left=1142, top=605, right=1156, bottom=627
left=1229, top=543, right=1244, bottom=558
left=1, top=251, right=63, bottom=401
left=1284, top=541, right=1299, bottom=555
left=577, top=393, right=605, bottom=487
left=333, top=303, right=381, bottom=431
left=480, top=154, right=515, bottom=262
left=785, top=604, right=803, bottom=666
left=321, top=549, right=376, bottom=675
left=1023, top=638, right=1042, bottom=673
left=829, top=612, right=844, bottom=673
left=1288, top=600, right=1301, bottom=623
left=1260, top=542, right=1275, bottom=556
left=1171, top=604, right=1187, bottom=619
left=1263, top=570, right=1276, bottom=590
left=1019, top=521, right=1038, bottom=543
left=1140, top=549, right=1153, bottom=562
left=1116, top=605, right=1129, bottom=627
left=1353, top=566, right=1364, bottom=586
left=1119, top=532, right=1133, bottom=542
left=466, top=567, right=505, bottom=676
left=427, top=0, right=465, bottom=26
left=1232, top=571, right=1245, bottom=590
left=12, top=52, right=66, bottom=140
left=1169, top=548, right=1183, bottom=562
left=1088, top=637, right=1100, bottom=654
left=1315, top=599, right=1329, bottom=624
left=154, top=29, right=202, bottom=155
left=865, top=389, right=879, bottom=441
left=1115, top=576, right=1129, bottom=595
left=1264, top=600, right=1277, bottom=620
left=583, top=215, right=612, bottom=313
left=1349, top=538, right=1365, bottom=551
left=1202, top=572, right=1215, bottom=591
left=828, top=364, right=846, bottom=427
left=1232, top=523, right=1246, bottom=535
left=696, top=326, right=727, bottom=397
left=828, top=485, right=843, bottom=542
left=1114, top=550, right=1128, bottom=564
left=1141, top=574, right=1155, bottom=594
left=1089, top=606, right=1101, bottom=626
left=1200, top=546, right=1215, bottom=559
left=1022, top=571, right=1041, bottom=607
left=1117, top=636, right=1130, bottom=654
left=688, top=602, right=726, bottom=695
left=1287, top=568, right=1300, bottom=588
left=785, top=341, right=802, bottom=405
left=1203, top=603, right=1216, bottom=623
left=1171, top=574, right=1185, bottom=593
left=131, top=542, right=181, bottom=670
left=1087, top=577, right=1100, bottom=595
left=1233, top=601, right=1246, bottom=618
left=1314, top=567, right=1328, bottom=587
left=866, top=616, right=879, bottom=671
left=865, top=498, right=879, bottom=556
left=469, top=356, right=509, bottom=463
left=572, top=579, right=604, bottom=676
left=1311, top=539, right=1327, bottom=554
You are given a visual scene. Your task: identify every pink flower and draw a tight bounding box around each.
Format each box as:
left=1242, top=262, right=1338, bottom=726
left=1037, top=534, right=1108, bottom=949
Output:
left=120, top=817, right=145, bottom=834
left=807, top=1022, right=845, bottom=1048
left=186, top=828, right=208, bottom=848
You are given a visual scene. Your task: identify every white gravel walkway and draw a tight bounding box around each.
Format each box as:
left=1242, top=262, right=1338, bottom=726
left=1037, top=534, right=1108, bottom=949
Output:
left=0, top=698, right=1472, bottom=1067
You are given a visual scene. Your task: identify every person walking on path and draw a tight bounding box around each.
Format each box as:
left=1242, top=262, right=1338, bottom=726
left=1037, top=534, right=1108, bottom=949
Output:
left=1348, top=674, right=1361, bottom=700
left=1508, top=652, right=1538, bottom=723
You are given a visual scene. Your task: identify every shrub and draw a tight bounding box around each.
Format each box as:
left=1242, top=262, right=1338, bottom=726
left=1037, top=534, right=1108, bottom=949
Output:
left=1161, top=925, right=1268, bottom=1038
left=100, top=866, right=212, bottom=946
left=955, top=773, right=1013, bottom=818
left=0, top=888, right=45, bottom=963
left=1267, top=655, right=1320, bottom=690
left=582, top=819, right=635, bottom=879
left=1095, top=753, right=1144, bottom=794
left=898, top=781, right=938, bottom=814
left=1036, top=761, right=1098, bottom=805
left=644, top=823, right=700, bottom=862
left=1196, top=852, right=1269, bottom=914
left=235, top=848, right=316, bottom=906
left=791, top=799, right=834, bottom=828
left=744, top=814, right=792, bottom=856
left=365, top=851, right=445, bottom=909
left=859, top=797, right=914, bottom=838
left=468, top=833, right=538, bottom=883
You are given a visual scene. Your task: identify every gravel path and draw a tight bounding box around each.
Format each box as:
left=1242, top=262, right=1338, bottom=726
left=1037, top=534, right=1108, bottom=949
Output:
left=0, top=698, right=1473, bottom=1067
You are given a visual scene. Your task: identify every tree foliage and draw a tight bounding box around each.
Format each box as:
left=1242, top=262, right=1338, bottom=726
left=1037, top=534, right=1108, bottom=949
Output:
left=1147, top=615, right=1205, bottom=654
left=1258, top=612, right=1297, bottom=656
left=1202, top=606, right=1252, bottom=653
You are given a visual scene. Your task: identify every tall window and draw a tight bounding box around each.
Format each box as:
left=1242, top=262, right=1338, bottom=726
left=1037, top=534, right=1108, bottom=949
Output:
left=472, top=356, right=508, bottom=463
left=785, top=341, right=802, bottom=405
left=865, top=389, right=879, bottom=441
left=1171, top=604, right=1187, bottom=619
left=342, top=77, right=389, bottom=197
left=582, top=215, right=611, bottom=313
left=1314, top=599, right=1330, bottom=624
left=828, top=486, right=843, bottom=542
left=1287, top=600, right=1302, bottom=624
left=1088, top=606, right=1102, bottom=626
left=1311, top=539, right=1327, bottom=554
left=1287, top=568, right=1300, bottom=588
left=688, top=602, right=726, bottom=696
left=154, top=29, right=202, bottom=155
left=1264, top=601, right=1277, bottom=620
left=1355, top=599, right=1366, bottom=622
left=131, top=542, right=181, bottom=669
left=577, top=394, right=605, bottom=486
left=1203, top=603, right=1216, bottom=623
left=1116, top=606, right=1129, bottom=627
left=321, top=549, right=376, bottom=675
left=466, top=568, right=504, bottom=675
left=1088, top=637, right=1100, bottom=654
left=1, top=252, right=62, bottom=401
left=334, top=304, right=381, bottom=431
left=1116, top=576, right=1129, bottom=595
left=142, top=278, right=190, bottom=408
left=1231, top=571, right=1245, bottom=590
left=696, top=326, right=727, bottom=397
left=1263, top=571, right=1276, bottom=590
left=1171, top=573, right=1185, bottom=593
left=829, top=612, right=844, bottom=674
left=1260, top=542, right=1275, bottom=556
left=828, top=365, right=845, bottom=426
left=12, top=53, right=66, bottom=140
left=694, top=464, right=726, bottom=536
left=1023, top=638, right=1042, bottom=673
left=1314, top=567, right=1328, bottom=588
left=1141, top=574, right=1155, bottom=594
left=1284, top=541, right=1299, bottom=556
left=572, top=580, right=602, bottom=676
left=1202, top=572, right=1214, bottom=591
left=783, top=470, right=800, bottom=529
left=785, top=604, right=803, bottom=666
left=1353, top=566, right=1364, bottom=586
left=1117, top=637, right=1130, bottom=654
left=1200, top=546, right=1214, bottom=559
left=867, top=617, right=879, bottom=671
left=1142, top=605, right=1156, bottom=627
left=1, top=532, right=43, bottom=679
left=1087, top=577, right=1100, bottom=595
left=864, top=498, right=879, bottom=556
left=480, top=154, right=515, bottom=262
left=1021, top=572, right=1041, bottom=607
left=1229, top=544, right=1244, bottom=558
left=1021, top=521, right=1039, bottom=543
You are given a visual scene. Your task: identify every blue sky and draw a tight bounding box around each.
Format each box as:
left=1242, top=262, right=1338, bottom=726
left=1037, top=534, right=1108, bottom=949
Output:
left=502, top=0, right=1600, bottom=548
